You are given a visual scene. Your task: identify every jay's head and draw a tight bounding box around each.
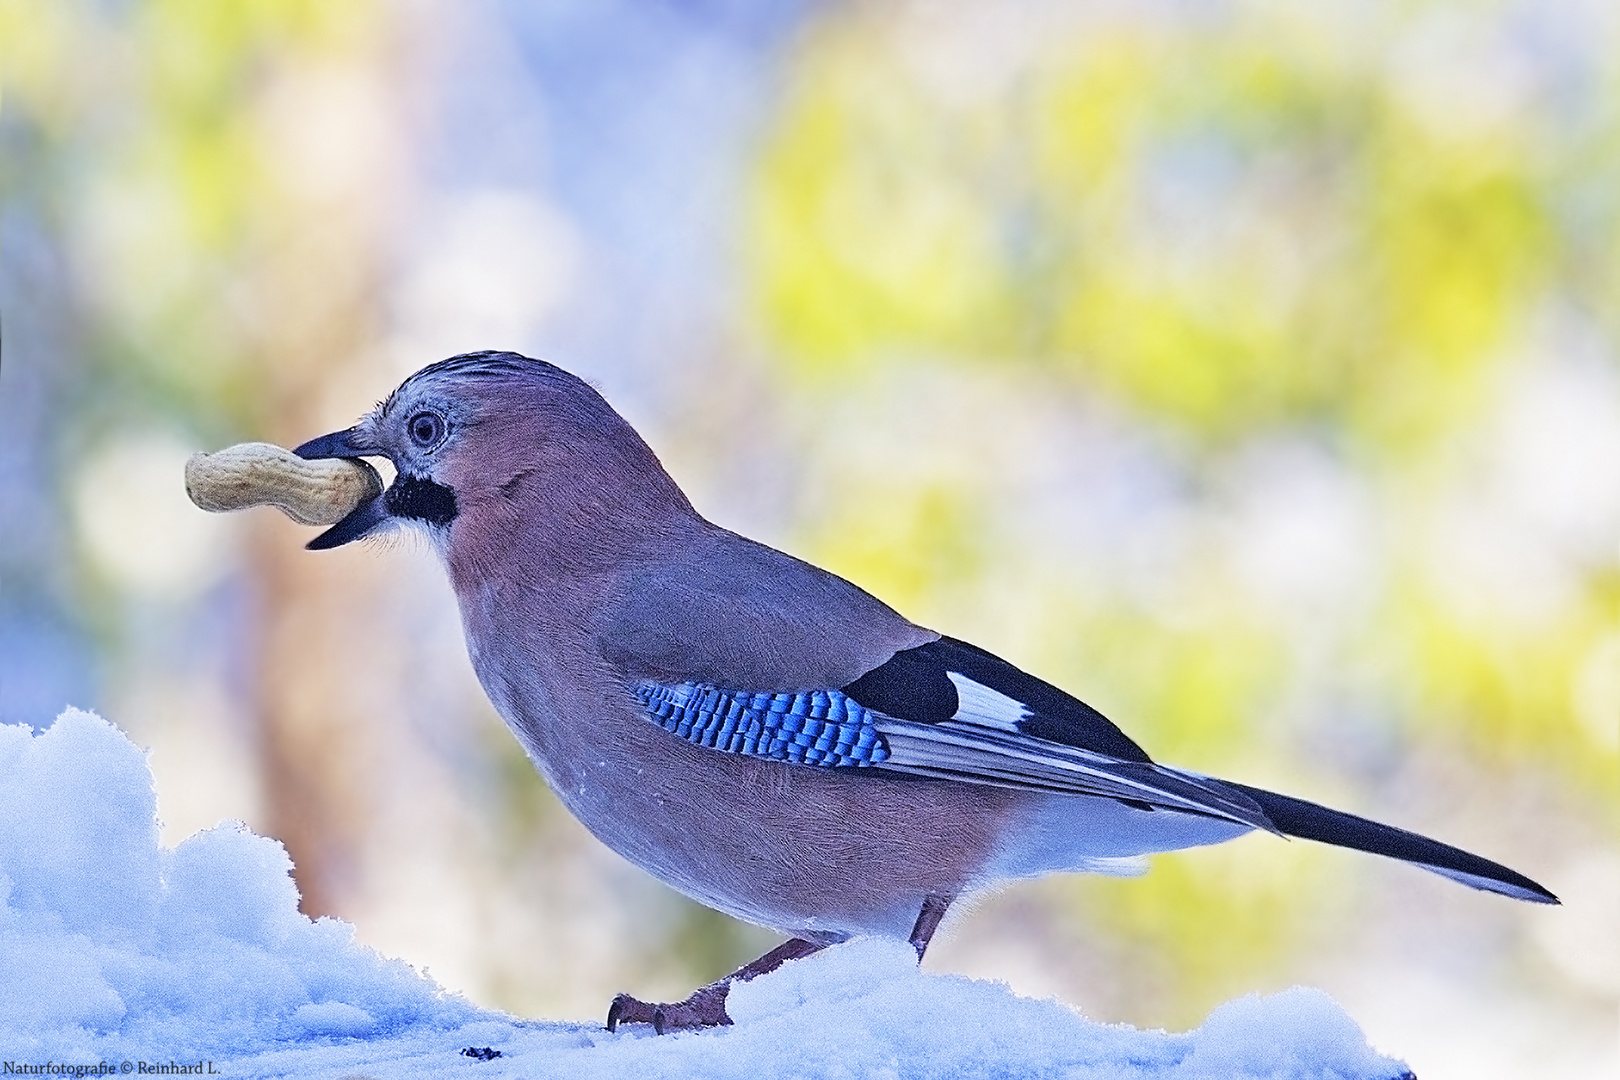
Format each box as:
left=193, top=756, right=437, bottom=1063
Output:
left=294, top=351, right=692, bottom=554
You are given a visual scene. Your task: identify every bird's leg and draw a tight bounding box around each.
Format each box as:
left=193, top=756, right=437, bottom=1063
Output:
left=606, top=894, right=954, bottom=1035
left=606, top=936, right=827, bottom=1034
left=908, top=892, right=952, bottom=959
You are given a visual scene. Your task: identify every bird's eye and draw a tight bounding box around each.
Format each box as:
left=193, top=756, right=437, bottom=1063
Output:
left=408, top=410, right=447, bottom=449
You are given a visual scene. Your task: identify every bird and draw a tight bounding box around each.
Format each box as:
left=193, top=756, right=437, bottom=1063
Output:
left=293, top=350, right=1557, bottom=1033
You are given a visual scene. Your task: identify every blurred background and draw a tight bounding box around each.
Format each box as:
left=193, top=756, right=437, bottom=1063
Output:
left=1, top=1, right=1616, bottom=1076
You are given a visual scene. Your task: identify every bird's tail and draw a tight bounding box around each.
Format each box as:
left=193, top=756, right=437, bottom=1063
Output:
left=1226, top=782, right=1558, bottom=904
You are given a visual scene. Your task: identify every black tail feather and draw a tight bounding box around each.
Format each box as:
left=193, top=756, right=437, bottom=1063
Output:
left=1228, top=783, right=1559, bottom=905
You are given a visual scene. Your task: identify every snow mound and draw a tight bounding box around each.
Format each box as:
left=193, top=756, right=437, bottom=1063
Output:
left=0, top=709, right=481, bottom=1060
left=0, top=710, right=1413, bottom=1079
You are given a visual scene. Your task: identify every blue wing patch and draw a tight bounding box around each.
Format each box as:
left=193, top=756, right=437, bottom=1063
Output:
left=634, top=676, right=1274, bottom=832
left=635, top=682, right=890, bottom=767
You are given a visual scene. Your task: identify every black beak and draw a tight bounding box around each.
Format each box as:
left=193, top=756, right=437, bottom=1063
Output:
left=294, top=428, right=389, bottom=550
left=293, top=428, right=374, bottom=461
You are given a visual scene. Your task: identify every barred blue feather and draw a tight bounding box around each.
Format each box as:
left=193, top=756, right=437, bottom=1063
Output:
left=635, top=682, right=890, bottom=767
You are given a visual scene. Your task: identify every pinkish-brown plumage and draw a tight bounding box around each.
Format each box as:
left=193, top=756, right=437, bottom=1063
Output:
left=291, top=351, right=1557, bottom=1031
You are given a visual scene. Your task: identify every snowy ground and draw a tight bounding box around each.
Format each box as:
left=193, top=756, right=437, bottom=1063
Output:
left=0, top=710, right=1415, bottom=1080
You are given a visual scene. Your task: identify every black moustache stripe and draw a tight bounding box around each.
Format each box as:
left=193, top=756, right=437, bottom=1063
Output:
left=386, top=475, right=458, bottom=526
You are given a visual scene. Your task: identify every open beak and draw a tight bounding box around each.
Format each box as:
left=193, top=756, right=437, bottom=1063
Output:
left=294, top=428, right=389, bottom=550
left=293, top=428, right=373, bottom=461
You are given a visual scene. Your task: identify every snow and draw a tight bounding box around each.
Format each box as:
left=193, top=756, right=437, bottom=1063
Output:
left=0, top=710, right=1414, bottom=1079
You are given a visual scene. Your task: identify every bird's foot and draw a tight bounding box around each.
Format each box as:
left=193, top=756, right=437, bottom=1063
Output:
left=605, top=936, right=827, bottom=1035
left=606, top=982, right=732, bottom=1034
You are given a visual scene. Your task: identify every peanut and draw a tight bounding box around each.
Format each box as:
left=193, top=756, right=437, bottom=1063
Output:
left=185, top=442, right=382, bottom=526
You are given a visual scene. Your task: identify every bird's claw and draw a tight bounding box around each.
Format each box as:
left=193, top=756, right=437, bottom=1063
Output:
left=605, top=993, right=655, bottom=1032
left=605, top=983, right=732, bottom=1034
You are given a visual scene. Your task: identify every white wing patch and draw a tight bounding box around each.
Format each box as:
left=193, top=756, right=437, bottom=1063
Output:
left=945, top=671, right=1030, bottom=732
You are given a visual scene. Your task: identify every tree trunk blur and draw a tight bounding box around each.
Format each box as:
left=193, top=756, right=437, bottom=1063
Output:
left=245, top=39, right=407, bottom=919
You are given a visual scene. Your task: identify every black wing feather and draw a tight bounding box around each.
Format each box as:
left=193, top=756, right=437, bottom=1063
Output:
left=842, top=636, right=1153, bottom=764
left=840, top=643, right=958, bottom=722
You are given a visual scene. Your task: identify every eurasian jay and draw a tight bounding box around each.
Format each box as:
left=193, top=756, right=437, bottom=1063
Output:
left=293, top=351, right=1556, bottom=1033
